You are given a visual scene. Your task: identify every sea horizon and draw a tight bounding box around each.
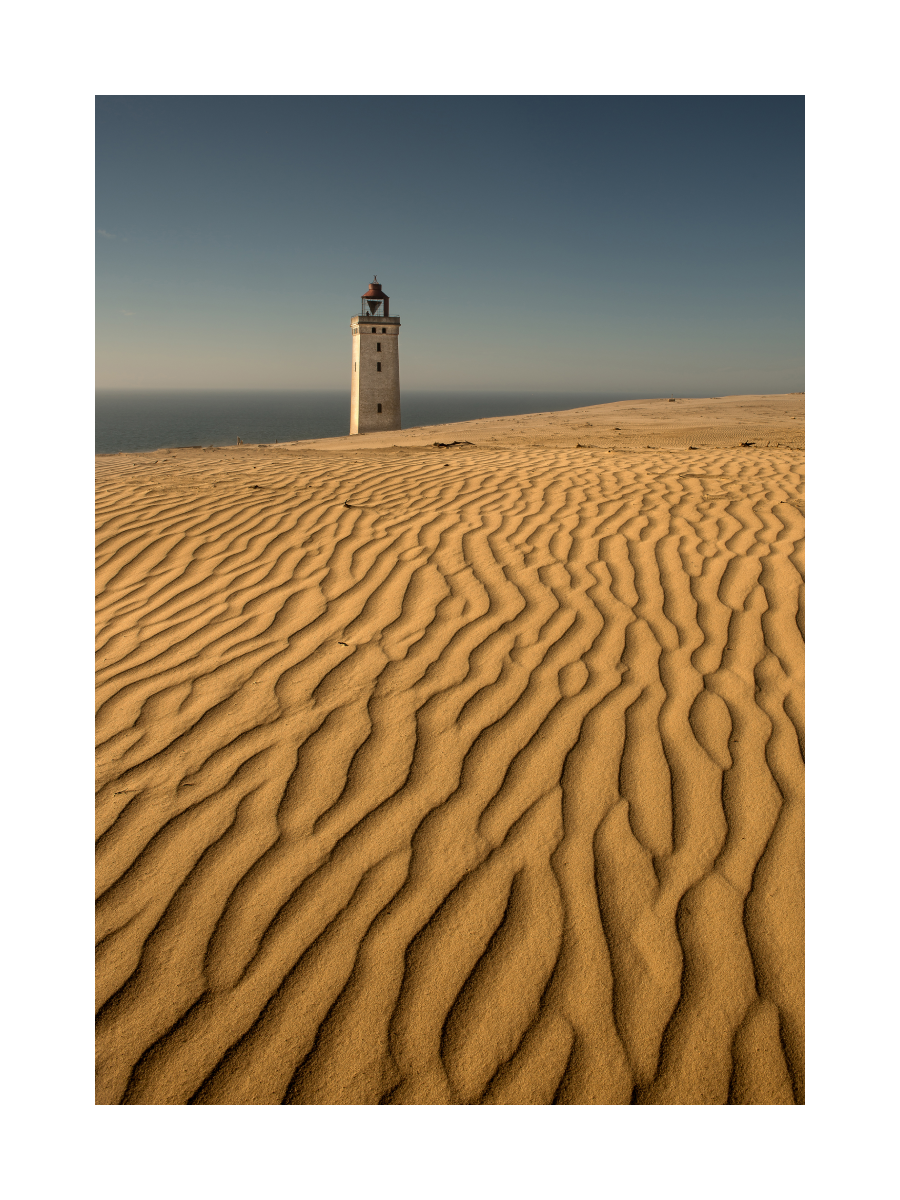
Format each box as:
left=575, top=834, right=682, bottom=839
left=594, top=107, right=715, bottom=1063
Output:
left=95, top=388, right=669, bottom=455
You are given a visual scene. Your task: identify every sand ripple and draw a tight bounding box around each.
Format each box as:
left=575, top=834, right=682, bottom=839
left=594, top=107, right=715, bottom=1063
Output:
left=96, top=442, right=804, bottom=1104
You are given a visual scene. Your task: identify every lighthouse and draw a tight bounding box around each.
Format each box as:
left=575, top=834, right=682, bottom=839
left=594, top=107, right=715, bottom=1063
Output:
left=350, top=277, right=401, bottom=434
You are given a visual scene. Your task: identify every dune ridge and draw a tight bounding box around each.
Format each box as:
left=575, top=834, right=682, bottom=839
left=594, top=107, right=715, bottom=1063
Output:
left=96, top=396, right=804, bottom=1104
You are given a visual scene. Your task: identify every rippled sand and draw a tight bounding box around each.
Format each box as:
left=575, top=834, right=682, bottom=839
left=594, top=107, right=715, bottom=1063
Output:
left=96, top=393, right=804, bottom=1104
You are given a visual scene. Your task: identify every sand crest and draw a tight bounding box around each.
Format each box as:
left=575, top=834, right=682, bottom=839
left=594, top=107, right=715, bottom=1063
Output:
left=96, top=394, right=804, bottom=1104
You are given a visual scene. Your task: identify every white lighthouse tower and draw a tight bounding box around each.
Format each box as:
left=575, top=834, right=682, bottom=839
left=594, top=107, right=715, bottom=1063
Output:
left=350, top=277, right=401, bottom=434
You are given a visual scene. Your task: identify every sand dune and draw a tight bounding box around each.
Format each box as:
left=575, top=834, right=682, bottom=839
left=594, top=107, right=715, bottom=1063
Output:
left=96, top=394, right=804, bottom=1104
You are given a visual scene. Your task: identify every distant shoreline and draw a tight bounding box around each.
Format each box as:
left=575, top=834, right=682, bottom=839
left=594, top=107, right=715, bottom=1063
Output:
left=96, top=392, right=804, bottom=456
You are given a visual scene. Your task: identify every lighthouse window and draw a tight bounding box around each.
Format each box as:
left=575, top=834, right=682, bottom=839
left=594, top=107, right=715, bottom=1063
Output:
left=377, top=404, right=382, bottom=413
left=376, top=342, right=381, bottom=351
left=381, top=328, right=386, bottom=333
left=377, top=362, right=382, bottom=371
left=371, top=327, right=376, bottom=332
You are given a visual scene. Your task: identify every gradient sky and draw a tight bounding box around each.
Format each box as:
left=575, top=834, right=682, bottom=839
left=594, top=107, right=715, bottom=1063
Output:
left=96, top=96, right=804, bottom=394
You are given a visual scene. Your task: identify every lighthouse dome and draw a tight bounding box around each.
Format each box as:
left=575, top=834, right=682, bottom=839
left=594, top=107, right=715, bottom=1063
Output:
left=362, top=277, right=388, bottom=300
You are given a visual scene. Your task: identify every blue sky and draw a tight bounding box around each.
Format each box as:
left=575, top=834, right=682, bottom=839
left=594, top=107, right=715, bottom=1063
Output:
left=96, top=96, right=804, bottom=393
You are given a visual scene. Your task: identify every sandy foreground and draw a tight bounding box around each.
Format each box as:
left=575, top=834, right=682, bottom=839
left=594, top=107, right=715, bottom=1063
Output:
left=96, top=393, right=804, bottom=1104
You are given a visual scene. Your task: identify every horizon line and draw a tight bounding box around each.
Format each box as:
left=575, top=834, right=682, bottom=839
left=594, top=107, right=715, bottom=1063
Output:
left=96, top=385, right=804, bottom=396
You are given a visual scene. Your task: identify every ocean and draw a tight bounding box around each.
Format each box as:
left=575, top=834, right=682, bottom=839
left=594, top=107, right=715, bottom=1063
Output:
left=94, top=390, right=649, bottom=455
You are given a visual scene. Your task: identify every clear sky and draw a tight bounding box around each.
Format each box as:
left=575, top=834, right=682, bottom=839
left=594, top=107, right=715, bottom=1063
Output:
left=96, top=96, right=804, bottom=394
